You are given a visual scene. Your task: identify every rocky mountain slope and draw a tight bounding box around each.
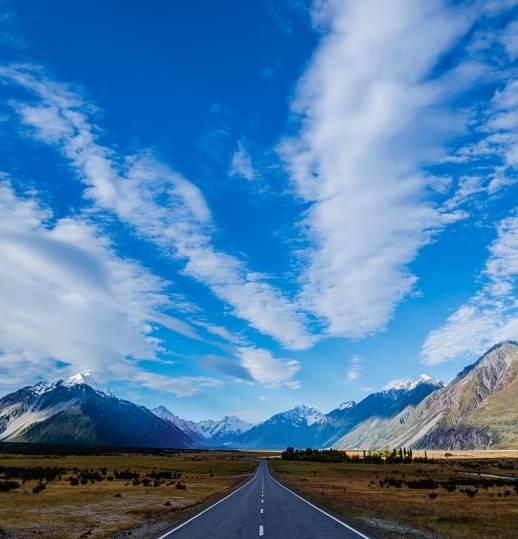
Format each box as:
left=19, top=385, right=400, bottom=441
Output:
left=0, top=376, right=196, bottom=448
left=408, top=341, right=518, bottom=449
left=340, top=341, right=518, bottom=450
left=324, top=375, right=444, bottom=449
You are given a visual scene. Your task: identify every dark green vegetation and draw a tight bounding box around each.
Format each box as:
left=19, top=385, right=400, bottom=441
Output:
left=281, top=446, right=418, bottom=463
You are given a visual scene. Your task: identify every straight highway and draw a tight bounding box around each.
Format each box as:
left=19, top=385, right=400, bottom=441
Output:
left=156, top=460, right=373, bottom=539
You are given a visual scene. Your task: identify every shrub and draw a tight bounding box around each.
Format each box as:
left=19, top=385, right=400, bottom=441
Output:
left=0, top=480, right=20, bottom=492
left=33, top=482, right=46, bottom=494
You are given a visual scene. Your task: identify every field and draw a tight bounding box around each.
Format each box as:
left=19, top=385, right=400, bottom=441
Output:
left=0, top=450, right=257, bottom=539
left=3, top=449, right=518, bottom=539
left=270, top=450, right=518, bottom=539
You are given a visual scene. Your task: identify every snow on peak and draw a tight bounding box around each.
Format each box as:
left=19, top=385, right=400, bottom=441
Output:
left=288, top=405, right=323, bottom=426
left=206, top=415, right=253, bottom=436
left=390, top=380, right=413, bottom=391
left=339, top=401, right=355, bottom=410
left=64, top=373, right=90, bottom=386
left=29, top=381, right=54, bottom=396
left=415, top=374, right=438, bottom=385
left=385, top=374, right=443, bottom=391
left=63, top=372, right=110, bottom=394
left=152, top=407, right=253, bottom=440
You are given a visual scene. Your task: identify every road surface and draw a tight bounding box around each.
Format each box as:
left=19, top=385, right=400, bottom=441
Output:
left=156, top=460, right=373, bottom=539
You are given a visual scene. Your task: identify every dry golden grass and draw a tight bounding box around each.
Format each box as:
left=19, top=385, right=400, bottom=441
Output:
left=0, top=451, right=257, bottom=539
left=270, top=452, right=518, bottom=539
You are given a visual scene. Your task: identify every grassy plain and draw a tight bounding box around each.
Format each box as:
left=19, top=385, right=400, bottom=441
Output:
left=0, top=450, right=257, bottom=539
left=4, top=449, right=518, bottom=539
left=270, top=450, right=518, bottom=539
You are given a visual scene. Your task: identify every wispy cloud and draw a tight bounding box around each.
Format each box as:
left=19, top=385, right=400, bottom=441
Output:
left=199, top=354, right=255, bottom=383
left=421, top=13, right=518, bottom=365
left=346, top=355, right=363, bottom=382
left=0, top=180, right=214, bottom=393
left=229, top=140, right=255, bottom=181
left=281, top=0, right=476, bottom=339
left=122, top=369, right=223, bottom=398
left=0, top=64, right=314, bottom=352
left=422, top=215, right=518, bottom=365
left=236, top=347, right=300, bottom=389
left=200, top=345, right=302, bottom=390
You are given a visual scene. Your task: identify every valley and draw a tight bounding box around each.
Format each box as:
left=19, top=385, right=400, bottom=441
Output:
left=2, top=449, right=518, bottom=539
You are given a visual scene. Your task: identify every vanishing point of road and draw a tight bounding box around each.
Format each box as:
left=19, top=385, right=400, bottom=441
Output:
left=155, top=460, right=373, bottom=539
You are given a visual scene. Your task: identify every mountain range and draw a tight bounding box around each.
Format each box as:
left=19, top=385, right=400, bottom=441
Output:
left=151, top=405, right=253, bottom=447
left=2, top=341, right=518, bottom=450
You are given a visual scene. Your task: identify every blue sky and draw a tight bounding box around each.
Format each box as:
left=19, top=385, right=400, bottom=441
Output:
left=1, top=0, right=518, bottom=423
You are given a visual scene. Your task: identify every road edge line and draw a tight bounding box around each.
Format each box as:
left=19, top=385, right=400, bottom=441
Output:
left=267, top=465, right=372, bottom=539
left=155, top=462, right=260, bottom=539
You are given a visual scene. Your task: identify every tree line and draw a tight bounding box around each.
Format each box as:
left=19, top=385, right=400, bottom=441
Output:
left=281, top=446, right=431, bottom=464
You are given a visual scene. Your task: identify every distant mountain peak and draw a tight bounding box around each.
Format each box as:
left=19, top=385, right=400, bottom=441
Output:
left=64, top=373, right=92, bottom=386
left=338, top=401, right=355, bottom=410
left=387, top=374, right=443, bottom=391
left=63, top=372, right=111, bottom=395
left=151, top=406, right=253, bottom=447
left=286, top=405, right=323, bottom=425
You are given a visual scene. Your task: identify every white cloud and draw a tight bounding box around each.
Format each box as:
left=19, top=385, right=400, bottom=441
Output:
left=420, top=15, right=518, bottom=365
left=121, top=369, right=223, bottom=398
left=237, top=347, right=300, bottom=389
left=0, top=180, right=207, bottom=393
left=192, top=320, right=246, bottom=346
left=229, top=140, right=255, bottom=181
left=282, top=0, right=473, bottom=338
left=502, top=20, right=518, bottom=60
left=420, top=302, right=505, bottom=365
left=0, top=65, right=314, bottom=351
left=421, top=216, right=518, bottom=365
left=346, top=355, right=363, bottom=381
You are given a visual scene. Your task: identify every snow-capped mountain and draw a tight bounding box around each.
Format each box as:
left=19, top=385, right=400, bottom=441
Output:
left=388, top=374, right=442, bottom=391
left=0, top=381, right=81, bottom=441
left=63, top=372, right=111, bottom=394
left=229, top=405, right=324, bottom=449
left=4, top=345, right=518, bottom=451
left=152, top=406, right=252, bottom=447
left=309, top=375, right=444, bottom=448
left=196, top=415, right=254, bottom=445
left=0, top=375, right=196, bottom=448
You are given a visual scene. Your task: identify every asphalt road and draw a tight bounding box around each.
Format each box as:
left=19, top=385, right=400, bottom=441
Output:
left=155, top=460, right=373, bottom=539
